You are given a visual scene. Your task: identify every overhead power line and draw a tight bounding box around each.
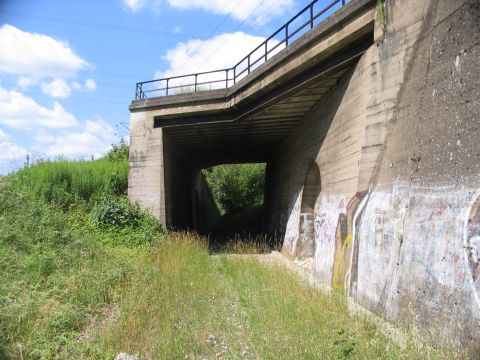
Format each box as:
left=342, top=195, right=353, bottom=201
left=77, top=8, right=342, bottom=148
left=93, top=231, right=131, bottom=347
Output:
left=167, top=0, right=244, bottom=73
left=0, top=60, right=149, bottom=79
left=0, top=10, right=195, bottom=38
left=194, top=0, right=268, bottom=73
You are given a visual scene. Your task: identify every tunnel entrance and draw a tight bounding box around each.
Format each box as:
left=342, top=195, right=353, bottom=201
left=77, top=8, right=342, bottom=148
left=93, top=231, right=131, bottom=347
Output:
left=197, top=162, right=277, bottom=252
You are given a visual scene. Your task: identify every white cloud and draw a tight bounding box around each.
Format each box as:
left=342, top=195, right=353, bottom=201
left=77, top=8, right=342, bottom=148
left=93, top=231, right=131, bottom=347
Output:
left=124, top=0, right=292, bottom=24
left=0, top=141, right=27, bottom=161
left=33, top=131, right=56, bottom=143
left=167, top=0, right=294, bottom=25
left=0, top=128, right=27, bottom=175
left=16, top=76, right=37, bottom=89
left=157, top=32, right=275, bottom=77
left=41, top=78, right=72, bottom=98
left=71, top=81, right=82, bottom=90
left=123, top=0, right=147, bottom=12
left=0, top=128, right=10, bottom=142
left=84, top=118, right=114, bottom=140
left=0, top=24, right=88, bottom=78
left=85, top=79, right=97, bottom=91
left=152, top=32, right=284, bottom=96
left=0, top=86, right=77, bottom=129
left=39, top=117, right=116, bottom=158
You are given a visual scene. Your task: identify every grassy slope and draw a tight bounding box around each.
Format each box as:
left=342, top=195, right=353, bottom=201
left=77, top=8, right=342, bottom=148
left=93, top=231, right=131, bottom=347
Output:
left=0, top=160, right=462, bottom=359
left=77, top=235, right=459, bottom=359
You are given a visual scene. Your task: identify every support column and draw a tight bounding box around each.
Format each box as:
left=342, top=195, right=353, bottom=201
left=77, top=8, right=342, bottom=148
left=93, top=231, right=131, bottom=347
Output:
left=128, top=110, right=166, bottom=227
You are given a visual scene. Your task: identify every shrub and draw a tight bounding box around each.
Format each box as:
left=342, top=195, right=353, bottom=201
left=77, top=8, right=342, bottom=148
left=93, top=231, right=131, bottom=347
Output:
left=109, top=170, right=128, bottom=196
left=108, top=138, right=129, bottom=162
left=92, top=196, right=143, bottom=228
left=203, top=163, right=265, bottom=214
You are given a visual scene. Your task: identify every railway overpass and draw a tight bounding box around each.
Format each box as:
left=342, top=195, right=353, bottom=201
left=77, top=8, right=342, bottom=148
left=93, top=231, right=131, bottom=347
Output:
left=128, top=0, right=480, bottom=352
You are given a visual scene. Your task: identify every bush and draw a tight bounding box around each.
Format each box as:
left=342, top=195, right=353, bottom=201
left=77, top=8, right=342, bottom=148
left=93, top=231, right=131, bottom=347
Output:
left=109, top=170, right=128, bottom=196
left=108, top=138, right=129, bottom=162
left=92, top=196, right=143, bottom=228
left=203, top=163, right=265, bottom=214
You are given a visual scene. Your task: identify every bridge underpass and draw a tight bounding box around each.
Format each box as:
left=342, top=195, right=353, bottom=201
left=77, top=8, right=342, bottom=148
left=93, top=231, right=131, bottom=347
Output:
left=160, top=48, right=368, bottom=236
left=129, top=0, right=376, bottom=237
left=128, top=0, right=480, bottom=350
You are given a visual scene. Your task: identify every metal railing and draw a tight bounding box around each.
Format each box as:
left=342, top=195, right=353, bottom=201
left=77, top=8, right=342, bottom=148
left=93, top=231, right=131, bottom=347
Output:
left=135, top=0, right=348, bottom=99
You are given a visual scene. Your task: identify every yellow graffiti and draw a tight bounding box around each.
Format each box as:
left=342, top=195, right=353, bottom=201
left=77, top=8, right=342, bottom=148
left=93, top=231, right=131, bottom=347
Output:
left=332, top=234, right=352, bottom=293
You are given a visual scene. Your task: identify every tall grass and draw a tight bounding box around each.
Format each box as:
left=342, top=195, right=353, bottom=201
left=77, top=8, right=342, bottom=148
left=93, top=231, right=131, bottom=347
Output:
left=74, top=237, right=461, bottom=359
left=0, top=155, right=162, bottom=359
left=0, top=178, right=141, bottom=359
left=15, top=158, right=128, bottom=208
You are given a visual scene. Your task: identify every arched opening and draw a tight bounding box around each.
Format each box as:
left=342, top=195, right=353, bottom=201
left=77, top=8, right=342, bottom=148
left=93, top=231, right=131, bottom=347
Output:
left=298, top=161, right=321, bottom=258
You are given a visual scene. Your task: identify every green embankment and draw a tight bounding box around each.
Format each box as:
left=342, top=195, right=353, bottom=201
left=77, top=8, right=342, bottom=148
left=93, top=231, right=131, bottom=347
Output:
left=0, top=155, right=461, bottom=359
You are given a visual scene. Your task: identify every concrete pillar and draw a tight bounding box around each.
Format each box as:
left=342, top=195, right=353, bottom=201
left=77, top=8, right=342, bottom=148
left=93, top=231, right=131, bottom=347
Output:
left=128, top=110, right=166, bottom=226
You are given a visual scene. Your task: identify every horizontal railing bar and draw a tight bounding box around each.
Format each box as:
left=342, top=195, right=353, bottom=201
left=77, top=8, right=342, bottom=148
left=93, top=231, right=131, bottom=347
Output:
left=312, top=0, right=341, bottom=22
left=138, top=68, right=231, bottom=85
left=250, top=55, right=266, bottom=69
left=142, top=88, right=166, bottom=93
left=235, top=67, right=249, bottom=79
left=142, top=79, right=236, bottom=92
left=267, top=40, right=286, bottom=54
left=288, top=0, right=318, bottom=24
left=288, top=20, right=312, bottom=39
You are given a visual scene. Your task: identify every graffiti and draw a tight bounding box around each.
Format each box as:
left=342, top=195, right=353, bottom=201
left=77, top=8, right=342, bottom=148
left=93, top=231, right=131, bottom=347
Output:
left=313, top=194, right=346, bottom=284
left=331, top=191, right=367, bottom=294
left=314, top=214, right=331, bottom=249
left=466, top=196, right=480, bottom=294
left=374, top=209, right=385, bottom=246
left=283, top=190, right=302, bottom=257
left=298, top=212, right=315, bottom=257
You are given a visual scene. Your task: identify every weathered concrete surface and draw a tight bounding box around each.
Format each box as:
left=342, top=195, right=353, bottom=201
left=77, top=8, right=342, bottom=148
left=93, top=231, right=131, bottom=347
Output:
left=267, top=0, right=480, bottom=352
left=128, top=0, right=480, bottom=352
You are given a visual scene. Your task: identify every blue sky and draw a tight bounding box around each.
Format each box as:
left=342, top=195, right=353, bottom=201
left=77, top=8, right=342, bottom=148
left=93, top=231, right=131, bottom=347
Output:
left=0, top=0, right=336, bottom=174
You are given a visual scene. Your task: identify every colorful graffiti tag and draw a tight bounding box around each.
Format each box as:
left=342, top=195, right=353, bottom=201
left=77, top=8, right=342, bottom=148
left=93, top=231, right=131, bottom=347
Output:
left=331, top=191, right=368, bottom=294
left=466, top=196, right=480, bottom=295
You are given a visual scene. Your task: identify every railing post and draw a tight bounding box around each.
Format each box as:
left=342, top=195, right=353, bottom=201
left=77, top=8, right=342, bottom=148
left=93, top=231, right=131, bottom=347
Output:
left=310, top=4, right=314, bottom=29
left=233, top=66, right=236, bottom=84
left=248, top=55, right=250, bottom=74
left=225, top=69, right=228, bottom=88
left=285, top=25, right=289, bottom=47
left=194, top=74, right=198, bottom=92
left=265, top=42, right=268, bottom=62
left=166, top=78, right=169, bottom=96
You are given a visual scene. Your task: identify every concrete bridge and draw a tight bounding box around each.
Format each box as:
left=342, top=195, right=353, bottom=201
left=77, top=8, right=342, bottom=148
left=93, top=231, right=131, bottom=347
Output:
left=129, top=0, right=480, bottom=351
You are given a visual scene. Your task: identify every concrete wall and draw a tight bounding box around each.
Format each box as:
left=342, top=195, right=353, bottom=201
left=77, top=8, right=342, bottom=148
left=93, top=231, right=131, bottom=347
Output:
left=191, top=170, right=221, bottom=232
left=163, top=134, right=220, bottom=230
left=128, top=111, right=165, bottom=224
left=270, top=0, right=480, bottom=350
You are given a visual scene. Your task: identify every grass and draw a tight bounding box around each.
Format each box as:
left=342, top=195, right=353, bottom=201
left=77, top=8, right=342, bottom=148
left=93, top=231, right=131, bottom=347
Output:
left=0, top=158, right=465, bottom=359
left=15, top=157, right=128, bottom=208
left=73, top=235, right=460, bottom=359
